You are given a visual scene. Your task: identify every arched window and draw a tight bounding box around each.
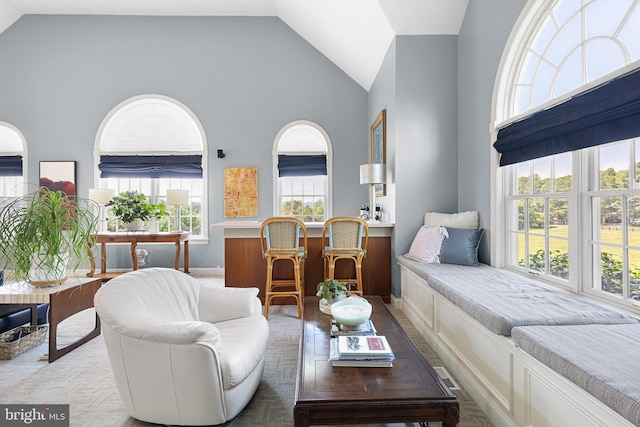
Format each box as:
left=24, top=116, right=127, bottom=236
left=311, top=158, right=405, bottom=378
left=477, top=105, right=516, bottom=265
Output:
left=493, top=0, right=640, bottom=308
left=95, top=95, right=207, bottom=238
left=273, top=121, right=332, bottom=222
left=0, top=122, right=26, bottom=198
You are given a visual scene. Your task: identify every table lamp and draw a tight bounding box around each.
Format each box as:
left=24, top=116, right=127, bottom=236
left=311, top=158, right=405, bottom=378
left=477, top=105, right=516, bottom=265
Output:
left=166, top=189, right=189, bottom=231
left=359, top=163, right=386, bottom=222
left=88, top=188, right=115, bottom=232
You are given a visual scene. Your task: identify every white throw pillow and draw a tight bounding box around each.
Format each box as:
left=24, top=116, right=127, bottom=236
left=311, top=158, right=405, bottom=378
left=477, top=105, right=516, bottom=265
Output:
left=424, top=211, right=479, bottom=229
left=405, top=226, right=449, bottom=263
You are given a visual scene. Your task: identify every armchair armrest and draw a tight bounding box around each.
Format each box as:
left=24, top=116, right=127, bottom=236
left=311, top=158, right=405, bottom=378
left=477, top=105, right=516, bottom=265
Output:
left=110, top=316, right=222, bottom=349
left=198, top=286, right=261, bottom=323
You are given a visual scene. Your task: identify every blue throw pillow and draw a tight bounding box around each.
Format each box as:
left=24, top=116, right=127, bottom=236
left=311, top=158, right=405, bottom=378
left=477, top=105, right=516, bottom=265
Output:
left=439, top=227, right=485, bottom=266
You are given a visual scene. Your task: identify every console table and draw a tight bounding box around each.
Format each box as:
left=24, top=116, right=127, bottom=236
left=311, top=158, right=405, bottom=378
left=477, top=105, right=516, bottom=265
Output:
left=88, top=232, right=190, bottom=280
left=212, top=221, right=393, bottom=302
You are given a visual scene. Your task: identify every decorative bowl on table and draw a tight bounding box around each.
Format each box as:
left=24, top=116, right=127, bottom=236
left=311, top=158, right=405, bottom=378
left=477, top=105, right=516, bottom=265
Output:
left=330, top=296, right=372, bottom=326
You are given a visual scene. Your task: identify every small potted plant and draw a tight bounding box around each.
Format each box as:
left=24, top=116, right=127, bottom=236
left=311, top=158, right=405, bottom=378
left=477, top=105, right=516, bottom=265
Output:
left=0, top=187, right=98, bottom=286
left=106, top=191, right=153, bottom=231
left=316, top=278, right=348, bottom=303
left=147, top=202, right=168, bottom=232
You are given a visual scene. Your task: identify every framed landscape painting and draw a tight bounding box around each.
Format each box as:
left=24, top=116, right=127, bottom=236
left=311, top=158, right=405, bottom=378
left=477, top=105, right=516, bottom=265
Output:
left=39, top=161, right=76, bottom=196
left=370, top=109, right=386, bottom=196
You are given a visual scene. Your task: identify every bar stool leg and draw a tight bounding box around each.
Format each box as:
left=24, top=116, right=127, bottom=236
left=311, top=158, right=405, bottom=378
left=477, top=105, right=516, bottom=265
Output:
left=264, top=258, right=274, bottom=319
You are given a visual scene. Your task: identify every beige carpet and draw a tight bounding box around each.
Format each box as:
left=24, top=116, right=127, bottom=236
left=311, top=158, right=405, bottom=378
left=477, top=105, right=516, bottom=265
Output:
left=0, top=285, right=493, bottom=427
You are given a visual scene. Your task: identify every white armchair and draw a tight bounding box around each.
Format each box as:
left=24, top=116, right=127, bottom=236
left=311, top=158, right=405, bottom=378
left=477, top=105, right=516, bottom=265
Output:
left=94, top=267, right=269, bottom=426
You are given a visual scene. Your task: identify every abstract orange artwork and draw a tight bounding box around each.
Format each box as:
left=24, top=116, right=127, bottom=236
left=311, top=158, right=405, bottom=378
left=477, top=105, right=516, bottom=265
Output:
left=223, top=167, right=258, bottom=218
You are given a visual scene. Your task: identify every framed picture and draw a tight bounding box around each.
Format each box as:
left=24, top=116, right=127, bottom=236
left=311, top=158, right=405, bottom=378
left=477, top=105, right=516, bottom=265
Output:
left=370, top=109, right=386, bottom=196
left=223, top=167, right=258, bottom=218
left=39, top=161, right=77, bottom=196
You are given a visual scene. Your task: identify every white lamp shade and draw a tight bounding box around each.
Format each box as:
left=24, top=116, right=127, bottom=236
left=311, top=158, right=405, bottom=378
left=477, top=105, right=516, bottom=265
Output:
left=166, top=189, right=189, bottom=205
left=359, top=163, right=386, bottom=185
left=88, top=188, right=115, bottom=205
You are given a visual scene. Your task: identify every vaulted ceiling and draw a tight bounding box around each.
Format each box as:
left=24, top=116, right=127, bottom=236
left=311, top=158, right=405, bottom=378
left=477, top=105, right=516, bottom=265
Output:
left=0, top=0, right=469, bottom=90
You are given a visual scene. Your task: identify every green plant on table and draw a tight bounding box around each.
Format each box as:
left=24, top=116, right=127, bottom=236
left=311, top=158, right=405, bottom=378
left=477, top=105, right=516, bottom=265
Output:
left=316, top=278, right=348, bottom=301
left=106, top=191, right=154, bottom=224
left=149, top=202, right=168, bottom=220
left=0, top=187, right=98, bottom=285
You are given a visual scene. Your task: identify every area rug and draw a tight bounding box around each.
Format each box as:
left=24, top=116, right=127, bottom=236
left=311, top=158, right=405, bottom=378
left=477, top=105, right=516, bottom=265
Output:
left=0, top=297, right=492, bottom=427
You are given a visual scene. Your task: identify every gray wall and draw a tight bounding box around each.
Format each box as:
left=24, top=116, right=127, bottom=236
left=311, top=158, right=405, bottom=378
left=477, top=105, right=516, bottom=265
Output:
left=0, top=15, right=369, bottom=269
left=457, top=0, right=527, bottom=264
left=369, top=35, right=459, bottom=296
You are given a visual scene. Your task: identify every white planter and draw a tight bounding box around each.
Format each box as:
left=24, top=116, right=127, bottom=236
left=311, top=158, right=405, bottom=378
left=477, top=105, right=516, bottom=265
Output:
left=29, top=251, right=69, bottom=286
left=123, top=218, right=146, bottom=231
left=148, top=218, right=159, bottom=233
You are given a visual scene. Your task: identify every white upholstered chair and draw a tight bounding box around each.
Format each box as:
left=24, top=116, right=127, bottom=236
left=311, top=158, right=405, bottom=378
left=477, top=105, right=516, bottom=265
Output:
left=94, top=267, right=269, bottom=426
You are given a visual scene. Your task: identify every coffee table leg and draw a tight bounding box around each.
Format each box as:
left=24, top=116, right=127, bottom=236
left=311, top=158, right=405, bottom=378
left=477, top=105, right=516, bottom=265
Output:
left=48, top=280, right=101, bottom=362
left=293, top=406, right=309, bottom=427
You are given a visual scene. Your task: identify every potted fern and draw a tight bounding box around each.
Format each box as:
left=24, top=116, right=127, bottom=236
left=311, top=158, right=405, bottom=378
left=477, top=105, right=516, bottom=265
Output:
left=0, top=187, right=98, bottom=286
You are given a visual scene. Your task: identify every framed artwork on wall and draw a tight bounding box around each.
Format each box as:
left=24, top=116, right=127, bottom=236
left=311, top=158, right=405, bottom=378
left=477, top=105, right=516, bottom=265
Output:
left=39, top=161, right=77, bottom=196
left=370, top=109, right=386, bottom=196
left=223, top=167, right=258, bottom=218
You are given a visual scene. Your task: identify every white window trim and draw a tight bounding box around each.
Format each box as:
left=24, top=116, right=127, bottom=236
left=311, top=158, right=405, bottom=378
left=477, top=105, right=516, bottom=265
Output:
left=93, top=94, right=209, bottom=241
left=272, top=120, right=333, bottom=221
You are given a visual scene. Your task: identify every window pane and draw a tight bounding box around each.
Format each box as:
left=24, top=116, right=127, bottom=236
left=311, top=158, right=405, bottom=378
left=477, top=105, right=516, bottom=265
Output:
left=599, top=245, right=624, bottom=297
left=549, top=237, right=569, bottom=279
left=586, top=39, right=625, bottom=81
left=553, top=152, right=572, bottom=192
left=600, top=196, right=623, bottom=233
left=529, top=198, right=545, bottom=230
left=533, top=157, right=551, bottom=193
left=517, top=199, right=525, bottom=231
left=528, top=239, right=545, bottom=273
left=630, top=249, right=640, bottom=300
left=515, top=232, right=525, bottom=267
left=549, top=197, right=568, bottom=235
left=630, top=195, right=640, bottom=231
left=635, top=139, right=640, bottom=189
left=517, top=162, right=531, bottom=195
left=599, top=142, right=629, bottom=190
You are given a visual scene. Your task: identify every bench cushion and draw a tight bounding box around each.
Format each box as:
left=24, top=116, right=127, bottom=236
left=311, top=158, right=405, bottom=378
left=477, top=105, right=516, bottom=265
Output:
left=397, top=256, right=637, bottom=335
left=512, top=324, right=640, bottom=426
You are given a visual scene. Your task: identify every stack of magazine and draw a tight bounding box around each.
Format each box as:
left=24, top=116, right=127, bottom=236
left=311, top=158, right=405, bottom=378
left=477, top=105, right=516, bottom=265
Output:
left=329, top=335, right=395, bottom=367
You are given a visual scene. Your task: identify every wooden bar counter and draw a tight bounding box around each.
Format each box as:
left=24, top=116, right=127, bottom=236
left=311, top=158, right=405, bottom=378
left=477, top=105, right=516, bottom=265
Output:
left=212, top=221, right=393, bottom=303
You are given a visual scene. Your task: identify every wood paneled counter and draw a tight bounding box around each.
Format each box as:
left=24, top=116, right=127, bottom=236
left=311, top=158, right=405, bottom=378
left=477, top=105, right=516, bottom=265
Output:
left=212, top=221, right=393, bottom=303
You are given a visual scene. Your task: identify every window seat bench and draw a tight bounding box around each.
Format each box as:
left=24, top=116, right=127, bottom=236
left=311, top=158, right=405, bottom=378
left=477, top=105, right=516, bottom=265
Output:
left=397, top=255, right=639, bottom=427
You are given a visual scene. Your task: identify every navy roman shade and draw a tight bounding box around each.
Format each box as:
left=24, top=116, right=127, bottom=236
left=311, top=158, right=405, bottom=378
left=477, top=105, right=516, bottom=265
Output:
left=494, top=68, right=640, bottom=166
left=99, top=155, right=202, bottom=178
left=0, top=155, right=22, bottom=177
left=278, top=155, right=327, bottom=177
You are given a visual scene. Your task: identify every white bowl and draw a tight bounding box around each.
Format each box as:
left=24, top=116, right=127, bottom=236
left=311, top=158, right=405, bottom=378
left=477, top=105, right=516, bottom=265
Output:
left=330, top=297, right=372, bottom=326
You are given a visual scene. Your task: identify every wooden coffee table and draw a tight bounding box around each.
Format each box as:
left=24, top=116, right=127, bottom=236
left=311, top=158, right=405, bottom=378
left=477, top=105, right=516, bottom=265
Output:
left=0, top=277, right=102, bottom=362
left=294, top=296, right=459, bottom=426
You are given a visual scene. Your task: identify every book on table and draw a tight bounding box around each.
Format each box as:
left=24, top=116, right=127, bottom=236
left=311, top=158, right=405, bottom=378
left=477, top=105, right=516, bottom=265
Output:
left=329, top=335, right=395, bottom=367
left=337, top=335, right=393, bottom=359
left=330, top=319, right=376, bottom=336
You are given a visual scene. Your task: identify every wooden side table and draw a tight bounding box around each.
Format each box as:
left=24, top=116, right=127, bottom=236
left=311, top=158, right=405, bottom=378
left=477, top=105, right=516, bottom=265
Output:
left=88, top=231, right=190, bottom=280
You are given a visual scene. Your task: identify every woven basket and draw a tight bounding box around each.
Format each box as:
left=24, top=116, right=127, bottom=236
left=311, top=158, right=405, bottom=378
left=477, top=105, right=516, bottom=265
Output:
left=0, top=325, right=47, bottom=360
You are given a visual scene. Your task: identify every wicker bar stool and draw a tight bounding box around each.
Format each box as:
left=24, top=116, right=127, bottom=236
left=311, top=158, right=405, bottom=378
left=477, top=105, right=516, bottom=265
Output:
left=321, top=216, right=368, bottom=295
left=260, top=217, right=307, bottom=319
